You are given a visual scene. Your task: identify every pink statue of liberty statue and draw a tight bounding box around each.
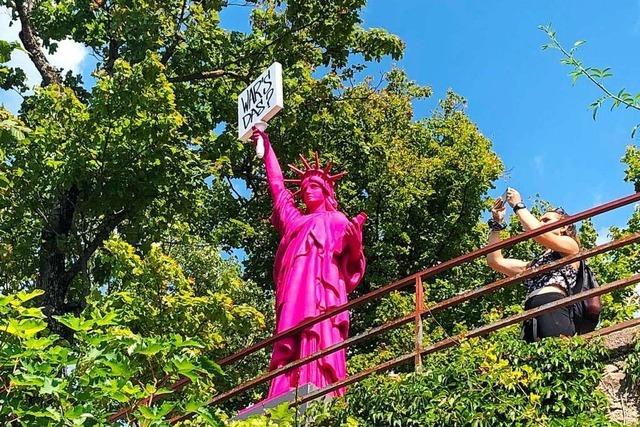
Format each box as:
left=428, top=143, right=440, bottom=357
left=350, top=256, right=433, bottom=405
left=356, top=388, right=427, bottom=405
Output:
left=250, top=127, right=367, bottom=399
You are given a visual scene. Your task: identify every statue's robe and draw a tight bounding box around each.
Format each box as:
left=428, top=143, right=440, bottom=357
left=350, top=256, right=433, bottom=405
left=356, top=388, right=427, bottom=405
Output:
left=267, top=189, right=366, bottom=398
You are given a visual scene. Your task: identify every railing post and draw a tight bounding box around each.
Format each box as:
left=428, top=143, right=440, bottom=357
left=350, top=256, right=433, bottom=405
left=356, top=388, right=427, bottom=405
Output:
left=414, top=276, right=424, bottom=370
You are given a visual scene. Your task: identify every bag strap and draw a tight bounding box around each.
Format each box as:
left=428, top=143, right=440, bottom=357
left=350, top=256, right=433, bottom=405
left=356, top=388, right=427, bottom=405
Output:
left=532, top=318, right=538, bottom=342
left=558, top=268, right=577, bottom=322
left=559, top=268, right=573, bottom=296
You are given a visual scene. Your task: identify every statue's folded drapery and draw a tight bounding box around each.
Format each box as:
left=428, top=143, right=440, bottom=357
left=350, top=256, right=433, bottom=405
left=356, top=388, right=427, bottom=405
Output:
left=268, top=189, right=366, bottom=398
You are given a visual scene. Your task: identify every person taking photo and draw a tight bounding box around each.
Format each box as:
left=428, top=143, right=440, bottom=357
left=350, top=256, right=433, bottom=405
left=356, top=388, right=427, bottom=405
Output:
left=486, top=188, right=580, bottom=342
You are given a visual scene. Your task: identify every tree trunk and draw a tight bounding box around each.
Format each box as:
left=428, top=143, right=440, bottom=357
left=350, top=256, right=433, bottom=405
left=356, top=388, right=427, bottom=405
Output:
left=37, top=185, right=78, bottom=338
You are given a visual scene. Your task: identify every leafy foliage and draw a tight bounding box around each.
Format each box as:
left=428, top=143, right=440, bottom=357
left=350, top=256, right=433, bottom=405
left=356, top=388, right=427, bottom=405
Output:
left=0, top=289, right=227, bottom=425
left=307, top=331, right=620, bottom=427
left=0, top=1, right=639, bottom=424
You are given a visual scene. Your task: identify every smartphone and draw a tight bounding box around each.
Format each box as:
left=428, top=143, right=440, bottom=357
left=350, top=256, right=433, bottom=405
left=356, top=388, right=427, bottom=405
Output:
left=501, top=187, right=510, bottom=202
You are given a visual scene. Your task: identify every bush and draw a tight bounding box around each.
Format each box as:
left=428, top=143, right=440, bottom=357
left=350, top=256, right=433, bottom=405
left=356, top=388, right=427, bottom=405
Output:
left=0, top=289, right=224, bottom=425
left=305, top=328, right=620, bottom=427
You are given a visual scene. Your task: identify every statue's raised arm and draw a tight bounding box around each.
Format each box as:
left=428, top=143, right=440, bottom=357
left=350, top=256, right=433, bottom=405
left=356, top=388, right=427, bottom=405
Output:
left=250, top=127, right=302, bottom=236
left=248, top=127, right=367, bottom=402
left=251, top=127, right=287, bottom=203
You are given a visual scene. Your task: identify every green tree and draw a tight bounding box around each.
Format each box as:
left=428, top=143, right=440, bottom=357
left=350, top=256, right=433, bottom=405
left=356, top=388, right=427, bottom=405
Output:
left=0, top=0, right=471, bottom=422
left=0, top=0, right=504, bottom=376
left=0, top=289, right=228, bottom=425
left=0, top=0, right=406, bottom=337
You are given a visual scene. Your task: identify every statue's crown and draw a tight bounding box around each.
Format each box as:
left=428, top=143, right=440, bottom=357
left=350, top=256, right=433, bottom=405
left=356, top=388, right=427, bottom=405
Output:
left=285, top=152, right=346, bottom=197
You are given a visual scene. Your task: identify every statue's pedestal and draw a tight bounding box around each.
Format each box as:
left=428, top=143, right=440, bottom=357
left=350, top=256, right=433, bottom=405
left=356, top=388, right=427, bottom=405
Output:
left=233, top=383, right=319, bottom=421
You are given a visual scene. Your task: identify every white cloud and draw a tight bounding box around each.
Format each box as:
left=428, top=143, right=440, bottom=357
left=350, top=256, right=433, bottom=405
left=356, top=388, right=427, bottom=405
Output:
left=0, top=7, right=19, bottom=39
left=595, top=227, right=610, bottom=245
left=593, top=193, right=604, bottom=208
left=0, top=6, right=89, bottom=88
left=48, top=39, right=89, bottom=74
left=591, top=183, right=605, bottom=208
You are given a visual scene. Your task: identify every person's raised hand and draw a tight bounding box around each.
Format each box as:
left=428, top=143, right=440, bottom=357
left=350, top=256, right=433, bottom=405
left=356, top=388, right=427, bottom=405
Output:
left=492, top=198, right=506, bottom=223
left=344, top=219, right=363, bottom=251
left=505, top=188, right=522, bottom=208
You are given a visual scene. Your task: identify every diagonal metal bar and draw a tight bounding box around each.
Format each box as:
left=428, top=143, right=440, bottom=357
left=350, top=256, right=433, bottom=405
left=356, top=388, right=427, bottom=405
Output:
left=420, top=233, right=640, bottom=318
left=290, top=273, right=640, bottom=407
left=165, top=236, right=640, bottom=423
left=109, top=192, right=640, bottom=422
left=582, top=318, right=640, bottom=340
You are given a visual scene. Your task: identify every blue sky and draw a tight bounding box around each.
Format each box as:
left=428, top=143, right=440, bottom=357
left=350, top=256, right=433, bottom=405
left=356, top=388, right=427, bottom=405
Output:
left=3, top=1, right=640, bottom=244
left=359, top=0, right=640, bottom=242
left=211, top=0, right=640, bottom=242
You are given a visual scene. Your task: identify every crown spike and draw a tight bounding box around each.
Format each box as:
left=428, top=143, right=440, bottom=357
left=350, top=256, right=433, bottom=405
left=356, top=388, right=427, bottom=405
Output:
left=288, top=164, right=305, bottom=176
left=284, top=178, right=302, bottom=185
left=314, top=151, right=320, bottom=168
left=323, top=161, right=333, bottom=174
left=328, top=171, right=347, bottom=182
left=299, top=154, right=312, bottom=170
left=291, top=189, right=301, bottom=198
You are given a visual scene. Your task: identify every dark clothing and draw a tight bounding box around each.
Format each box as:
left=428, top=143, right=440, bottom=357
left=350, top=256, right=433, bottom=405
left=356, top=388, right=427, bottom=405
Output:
left=522, top=292, right=575, bottom=343
left=523, top=251, right=577, bottom=295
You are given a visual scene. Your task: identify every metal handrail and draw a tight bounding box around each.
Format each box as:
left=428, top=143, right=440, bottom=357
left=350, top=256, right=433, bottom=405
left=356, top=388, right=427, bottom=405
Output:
left=165, top=233, right=640, bottom=413
left=107, top=192, right=640, bottom=423
left=290, top=273, right=640, bottom=407
left=217, top=192, right=640, bottom=368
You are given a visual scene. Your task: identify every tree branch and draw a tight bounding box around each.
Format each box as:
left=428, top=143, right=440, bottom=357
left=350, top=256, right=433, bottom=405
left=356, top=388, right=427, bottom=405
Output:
left=14, top=0, right=62, bottom=86
left=555, top=42, right=640, bottom=113
left=161, top=0, right=188, bottom=65
left=168, top=68, right=247, bottom=83
left=104, top=38, right=121, bottom=74
left=169, top=14, right=323, bottom=85
left=63, top=208, right=128, bottom=283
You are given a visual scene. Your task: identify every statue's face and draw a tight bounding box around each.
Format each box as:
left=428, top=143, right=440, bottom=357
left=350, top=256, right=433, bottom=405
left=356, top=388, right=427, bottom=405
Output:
left=302, top=180, right=326, bottom=211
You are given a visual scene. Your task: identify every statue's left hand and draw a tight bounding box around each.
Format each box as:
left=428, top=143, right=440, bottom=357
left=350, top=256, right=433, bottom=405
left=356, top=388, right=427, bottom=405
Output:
left=344, top=218, right=364, bottom=252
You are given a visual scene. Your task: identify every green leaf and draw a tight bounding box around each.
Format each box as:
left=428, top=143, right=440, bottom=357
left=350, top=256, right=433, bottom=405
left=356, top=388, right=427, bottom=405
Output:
left=92, top=309, right=119, bottom=326
left=103, top=359, right=134, bottom=378
left=173, top=357, right=196, bottom=374
left=172, top=335, right=203, bottom=349
left=135, top=341, right=165, bottom=356
left=195, top=407, right=224, bottom=426
left=2, top=318, right=47, bottom=338
left=64, top=407, right=94, bottom=425
left=200, top=356, right=224, bottom=377
left=137, top=405, right=158, bottom=420
left=39, top=377, right=64, bottom=396
left=0, top=294, right=14, bottom=307
left=23, top=336, right=57, bottom=351
left=19, top=307, right=46, bottom=319
left=54, top=314, right=94, bottom=332
left=26, top=407, right=62, bottom=421
left=569, top=70, right=582, bottom=85
left=11, top=373, right=45, bottom=388
left=16, top=289, right=45, bottom=302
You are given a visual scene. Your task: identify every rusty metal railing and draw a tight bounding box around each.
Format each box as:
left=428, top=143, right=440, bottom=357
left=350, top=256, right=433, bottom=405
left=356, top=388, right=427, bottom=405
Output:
left=290, top=272, right=640, bottom=408
left=107, top=191, right=640, bottom=423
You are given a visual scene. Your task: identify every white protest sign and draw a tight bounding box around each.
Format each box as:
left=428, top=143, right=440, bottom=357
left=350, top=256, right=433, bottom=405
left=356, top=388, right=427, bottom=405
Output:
left=237, top=62, right=284, bottom=158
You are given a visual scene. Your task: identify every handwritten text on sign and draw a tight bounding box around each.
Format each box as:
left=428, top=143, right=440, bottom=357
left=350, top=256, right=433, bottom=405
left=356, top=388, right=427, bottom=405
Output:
left=237, top=62, right=284, bottom=140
